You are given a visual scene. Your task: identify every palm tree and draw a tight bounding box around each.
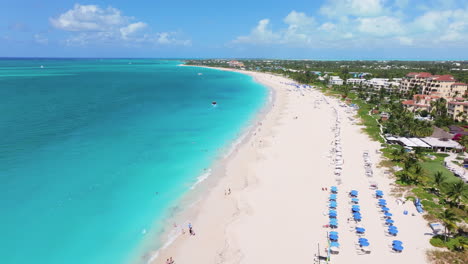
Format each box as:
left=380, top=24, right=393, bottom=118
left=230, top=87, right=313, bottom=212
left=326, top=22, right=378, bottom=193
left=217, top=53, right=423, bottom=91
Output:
left=447, top=181, right=467, bottom=208
left=433, top=171, right=446, bottom=195
left=438, top=209, right=459, bottom=242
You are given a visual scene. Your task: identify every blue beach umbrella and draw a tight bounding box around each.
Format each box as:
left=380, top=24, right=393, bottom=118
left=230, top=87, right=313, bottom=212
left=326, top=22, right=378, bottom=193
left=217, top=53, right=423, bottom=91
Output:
left=329, top=219, right=338, bottom=226
left=329, top=194, right=337, bottom=200
left=329, top=213, right=337, bottom=218
left=393, top=245, right=404, bottom=251
left=356, top=227, right=366, bottom=233
left=359, top=241, right=370, bottom=247
left=384, top=212, right=393, bottom=217
left=352, top=204, right=360, bottom=208
left=388, top=226, right=398, bottom=231
left=351, top=198, right=359, bottom=203
left=329, top=210, right=337, bottom=214
left=388, top=229, right=398, bottom=235
left=329, top=202, right=337, bottom=208
left=392, top=240, right=403, bottom=245
left=379, top=199, right=387, bottom=203
left=386, top=219, right=394, bottom=224
left=378, top=200, right=387, bottom=205
left=350, top=190, right=358, bottom=196
left=329, top=235, right=339, bottom=241
left=329, top=231, right=338, bottom=235
left=330, top=241, right=340, bottom=248
left=381, top=207, right=390, bottom=212
left=331, top=186, right=338, bottom=193
left=352, top=207, right=361, bottom=212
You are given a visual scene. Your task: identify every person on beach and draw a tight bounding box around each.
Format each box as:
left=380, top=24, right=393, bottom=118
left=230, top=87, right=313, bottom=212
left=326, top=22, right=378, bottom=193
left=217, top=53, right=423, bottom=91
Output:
left=228, top=188, right=231, bottom=195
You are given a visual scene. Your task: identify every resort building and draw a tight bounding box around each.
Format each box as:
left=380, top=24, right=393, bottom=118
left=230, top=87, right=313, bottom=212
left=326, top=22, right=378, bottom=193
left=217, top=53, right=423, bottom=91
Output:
left=448, top=101, right=468, bottom=121
left=346, top=78, right=365, bottom=85
left=401, top=94, right=440, bottom=112
left=364, top=78, right=401, bottom=92
left=399, top=72, right=467, bottom=99
left=228, top=60, right=245, bottom=68
left=329, top=76, right=344, bottom=86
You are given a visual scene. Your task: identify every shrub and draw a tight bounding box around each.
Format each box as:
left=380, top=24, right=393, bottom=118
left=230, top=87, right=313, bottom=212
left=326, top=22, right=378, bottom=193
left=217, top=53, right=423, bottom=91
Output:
left=430, top=237, right=446, bottom=248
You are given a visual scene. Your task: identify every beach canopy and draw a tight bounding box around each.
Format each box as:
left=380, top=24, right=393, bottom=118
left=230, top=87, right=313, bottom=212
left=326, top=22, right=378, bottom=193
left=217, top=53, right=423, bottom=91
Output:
left=330, top=194, right=337, bottom=198
left=385, top=212, right=393, bottom=217
left=359, top=240, right=370, bottom=247
left=329, top=231, right=338, bottom=235
left=379, top=199, right=386, bottom=203
left=351, top=198, right=359, bottom=203
left=350, top=190, right=358, bottom=196
left=329, top=212, right=337, bottom=218
left=388, top=226, right=398, bottom=230
left=392, top=240, right=403, bottom=245
left=331, top=186, right=338, bottom=192
left=382, top=207, right=390, bottom=212
left=329, top=202, right=337, bottom=208
left=329, top=219, right=338, bottom=226
left=356, top=227, right=366, bottom=233
left=352, top=207, right=361, bottom=212
left=388, top=229, right=398, bottom=235
left=329, top=234, right=339, bottom=241
left=386, top=219, right=394, bottom=224
left=393, top=244, right=404, bottom=251
left=352, top=204, right=360, bottom=208
left=330, top=242, right=340, bottom=248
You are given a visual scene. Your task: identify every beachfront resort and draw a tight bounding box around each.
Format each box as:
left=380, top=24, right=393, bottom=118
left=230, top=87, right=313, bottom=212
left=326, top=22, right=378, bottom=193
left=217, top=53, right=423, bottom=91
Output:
left=162, top=60, right=468, bottom=264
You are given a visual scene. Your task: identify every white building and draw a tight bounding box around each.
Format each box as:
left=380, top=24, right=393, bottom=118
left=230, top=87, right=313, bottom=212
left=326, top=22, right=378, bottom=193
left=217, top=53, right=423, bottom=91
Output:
left=364, top=78, right=401, bottom=91
left=346, top=78, right=365, bottom=85
left=329, top=76, right=344, bottom=86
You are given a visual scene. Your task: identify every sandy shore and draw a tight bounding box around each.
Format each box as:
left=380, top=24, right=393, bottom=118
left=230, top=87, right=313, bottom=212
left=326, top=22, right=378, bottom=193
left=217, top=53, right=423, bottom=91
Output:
left=150, top=67, right=433, bottom=264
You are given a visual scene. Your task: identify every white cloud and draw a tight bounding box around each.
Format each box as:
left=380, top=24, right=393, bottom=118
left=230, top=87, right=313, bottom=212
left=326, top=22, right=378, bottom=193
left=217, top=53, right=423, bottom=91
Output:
left=233, top=19, right=280, bottom=44
left=50, top=4, right=127, bottom=32
left=120, top=22, right=147, bottom=39
left=34, top=34, right=48, bottom=45
left=51, top=4, right=190, bottom=46
left=320, top=0, right=386, bottom=17
left=357, top=16, right=404, bottom=36
left=397, top=36, right=413, bottom=45
left=319, top=22, right=337, bottom=32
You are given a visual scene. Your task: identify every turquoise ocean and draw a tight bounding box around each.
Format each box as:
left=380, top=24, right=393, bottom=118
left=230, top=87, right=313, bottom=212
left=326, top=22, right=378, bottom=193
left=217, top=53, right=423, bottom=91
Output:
left=0, top=59, right=267, bottom=264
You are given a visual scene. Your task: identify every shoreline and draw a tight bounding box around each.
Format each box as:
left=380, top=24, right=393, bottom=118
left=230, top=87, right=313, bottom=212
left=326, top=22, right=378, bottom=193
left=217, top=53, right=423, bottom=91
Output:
left=148, top=66, right=433, bottom=264
left=137, top=65, right=276, bottom=263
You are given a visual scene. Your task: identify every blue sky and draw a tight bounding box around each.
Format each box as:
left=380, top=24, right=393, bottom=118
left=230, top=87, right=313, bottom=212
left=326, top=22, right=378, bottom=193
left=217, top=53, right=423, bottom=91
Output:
left=1, top=0, right=468, bottom=59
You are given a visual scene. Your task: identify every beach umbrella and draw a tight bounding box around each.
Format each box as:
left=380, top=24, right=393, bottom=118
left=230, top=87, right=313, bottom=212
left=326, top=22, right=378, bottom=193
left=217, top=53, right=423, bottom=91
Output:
left=381, top=207, right=390, bottom=212
left=329, top=219, right=338, bottom=226
left=359, top=241, right=370, bottom=247
left=393, top=244, right=404, bottom=251
left=384, top=212, right=393, bottom=217
left=329, top=234, right=339, bottom=241
left=351, top=198, right=359, bottom=203
left=378, top=199, right=386, bottom=203
left=331, top=186, right=338, bottom=193
left=329, top=202, right=337, bottom=208
left=350, top=190, right=358, bottom=196
left=329, top=231, right=338, bottom=235
left=356, top=227, right=366, bottom=233
left=386, top=219, right=394, bottom=224
left=388, top=226, right=398, bottom=231
left=388, top=229, right=398, bottom=235
left=329, top=212, right=337, bottom=218
left=353, top=215, right=362, bottom=221
left=392, top=240, right=403, bottom=245
left=330, top=242, right=340, bottom=248
left=379, top=202, right=387, bottom=206
left=352, top=207, right=361, bottom=212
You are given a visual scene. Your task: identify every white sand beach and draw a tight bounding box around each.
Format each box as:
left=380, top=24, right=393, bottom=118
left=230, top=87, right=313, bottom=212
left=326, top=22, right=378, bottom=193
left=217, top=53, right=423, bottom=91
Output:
left=151, top=68, right=433, bottom=264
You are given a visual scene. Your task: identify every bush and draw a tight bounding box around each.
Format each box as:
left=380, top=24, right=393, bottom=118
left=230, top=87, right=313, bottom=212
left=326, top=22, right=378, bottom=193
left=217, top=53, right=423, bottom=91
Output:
left=430, top=237, right=445, bottom=248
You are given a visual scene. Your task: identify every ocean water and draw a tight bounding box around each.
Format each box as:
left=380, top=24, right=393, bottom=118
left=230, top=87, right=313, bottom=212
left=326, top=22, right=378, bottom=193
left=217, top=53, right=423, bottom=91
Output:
left=0, top=59, right=267, bottom=264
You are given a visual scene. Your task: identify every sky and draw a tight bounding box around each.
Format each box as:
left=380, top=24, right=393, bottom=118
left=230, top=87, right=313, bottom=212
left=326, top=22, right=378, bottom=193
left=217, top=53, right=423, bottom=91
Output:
left=1, top=0, right=468, bottom=59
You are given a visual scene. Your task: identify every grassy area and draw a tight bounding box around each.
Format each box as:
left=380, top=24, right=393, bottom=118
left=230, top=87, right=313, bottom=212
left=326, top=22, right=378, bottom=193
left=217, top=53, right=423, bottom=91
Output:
left=420, top=156, right=463, bottom=186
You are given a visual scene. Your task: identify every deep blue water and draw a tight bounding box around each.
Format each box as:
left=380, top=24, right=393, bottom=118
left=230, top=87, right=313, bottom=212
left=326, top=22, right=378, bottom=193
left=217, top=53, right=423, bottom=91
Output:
left=0, top=59, right=267, bottom=264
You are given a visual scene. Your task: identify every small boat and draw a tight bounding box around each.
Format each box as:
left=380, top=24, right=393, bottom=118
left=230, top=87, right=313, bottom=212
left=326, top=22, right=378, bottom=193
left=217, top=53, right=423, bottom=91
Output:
left=198, top=73, right=203, bottom=76
left=40, top=65, right=44, bottom=68
left=212, top=101, right=217, bottom=106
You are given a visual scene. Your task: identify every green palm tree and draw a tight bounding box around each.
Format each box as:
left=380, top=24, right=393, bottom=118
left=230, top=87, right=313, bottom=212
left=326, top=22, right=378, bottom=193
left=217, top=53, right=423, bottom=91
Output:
left=447, top=181, right=467, bottom=208
left=438, top=209, right=459, bottom=242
